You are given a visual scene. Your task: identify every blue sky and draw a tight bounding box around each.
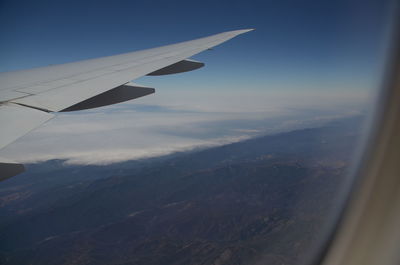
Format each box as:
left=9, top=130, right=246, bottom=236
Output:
left=0, top=0, right=392, bottom=91
left=0, top=0, right=395, bottom=164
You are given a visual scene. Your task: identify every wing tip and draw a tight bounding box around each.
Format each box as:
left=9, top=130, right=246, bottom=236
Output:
left=229, top=28, right=255, bottom=35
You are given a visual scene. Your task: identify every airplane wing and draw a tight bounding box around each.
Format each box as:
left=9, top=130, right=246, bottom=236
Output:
left=0, top=29, right=253, bottom=180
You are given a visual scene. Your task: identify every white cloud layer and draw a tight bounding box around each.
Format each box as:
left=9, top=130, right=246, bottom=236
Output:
left=0, top=88, right=369, bottom=165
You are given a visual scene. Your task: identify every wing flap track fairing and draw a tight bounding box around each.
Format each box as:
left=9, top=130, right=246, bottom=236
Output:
left=147, top=59, right=204, bottom=76
left=61, top=83, right=155, bottom=112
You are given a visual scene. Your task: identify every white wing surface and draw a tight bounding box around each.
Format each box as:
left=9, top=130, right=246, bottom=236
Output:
left=0, top=29, right=253, bottom=180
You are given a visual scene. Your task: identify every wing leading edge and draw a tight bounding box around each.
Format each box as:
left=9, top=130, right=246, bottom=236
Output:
left=0, top=29, right=253, bottom=180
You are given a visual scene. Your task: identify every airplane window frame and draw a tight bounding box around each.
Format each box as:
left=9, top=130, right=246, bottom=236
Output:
left=314, top=8, right=400, bottom=265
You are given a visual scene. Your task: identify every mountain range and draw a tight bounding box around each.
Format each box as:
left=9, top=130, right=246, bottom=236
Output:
left=0, top=116, right=364, bottom=265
